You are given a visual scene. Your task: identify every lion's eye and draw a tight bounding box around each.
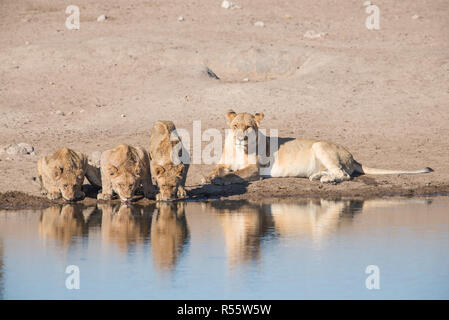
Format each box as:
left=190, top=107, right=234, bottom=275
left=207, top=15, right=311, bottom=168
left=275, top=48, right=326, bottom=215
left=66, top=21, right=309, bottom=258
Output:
left=233, top=125, right=238, bottom=129
left=63, top=184, right=68, bottom=188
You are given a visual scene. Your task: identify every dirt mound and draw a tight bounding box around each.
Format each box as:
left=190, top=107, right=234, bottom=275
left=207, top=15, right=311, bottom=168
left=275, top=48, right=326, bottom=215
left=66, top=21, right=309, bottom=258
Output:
left=205, top=46, right=306, bottom=82
left=0, top=191, right=50, bottom=210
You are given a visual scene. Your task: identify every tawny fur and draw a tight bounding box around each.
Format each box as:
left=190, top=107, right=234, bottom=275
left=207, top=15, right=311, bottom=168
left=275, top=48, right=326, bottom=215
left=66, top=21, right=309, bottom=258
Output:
left=97, top=144, right=154, bottom=201
left=203, top=110, right=432, bottom=185
left=149, top=120, right=189, bottom=200
left=37, top=148, right=88, bottom=201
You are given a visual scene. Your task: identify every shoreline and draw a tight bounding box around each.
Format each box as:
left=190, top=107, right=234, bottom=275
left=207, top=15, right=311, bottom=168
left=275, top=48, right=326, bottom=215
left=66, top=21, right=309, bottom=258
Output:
left=2, top=180, right=448, bottom=210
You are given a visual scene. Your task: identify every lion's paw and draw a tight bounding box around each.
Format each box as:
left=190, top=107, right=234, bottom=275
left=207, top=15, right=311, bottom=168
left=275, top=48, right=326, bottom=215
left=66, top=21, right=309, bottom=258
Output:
left=97, top=193, right=113, bottom=200
left=47, top=192, right=61, bottom=200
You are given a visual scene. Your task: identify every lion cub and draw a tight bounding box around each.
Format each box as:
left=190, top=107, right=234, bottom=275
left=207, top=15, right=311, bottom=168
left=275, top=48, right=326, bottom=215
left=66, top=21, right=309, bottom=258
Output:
left=149, top=121, right=189, bottom=201
left=97, top=144, right=154, bottom=202
left=37, top=148, right=89, bottom=201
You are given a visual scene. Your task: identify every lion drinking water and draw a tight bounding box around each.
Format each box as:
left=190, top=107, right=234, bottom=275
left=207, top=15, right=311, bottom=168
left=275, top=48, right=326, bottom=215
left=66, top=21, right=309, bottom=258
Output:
left=149, top=120, right=189, bottom=201
left=37, top=148, right=94, bottom=201
left=97, top=144, right=154, bottom=202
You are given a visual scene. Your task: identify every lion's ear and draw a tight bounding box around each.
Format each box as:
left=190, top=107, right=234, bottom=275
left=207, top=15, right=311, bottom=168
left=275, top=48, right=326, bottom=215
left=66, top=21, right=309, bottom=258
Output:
left=254, top=112, right=264, bottom=124
left=154, top=165, right=165, bottom=177
left=106, top=165, right=118, bottom=177
left=226, top=109, right=237, bottom=125
left=54, top=167, right=63, bottom=179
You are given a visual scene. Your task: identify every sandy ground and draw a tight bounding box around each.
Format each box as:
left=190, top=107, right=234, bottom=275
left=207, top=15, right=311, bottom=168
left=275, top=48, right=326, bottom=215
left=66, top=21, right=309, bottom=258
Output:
left=1, top=0, right=448, bottom=206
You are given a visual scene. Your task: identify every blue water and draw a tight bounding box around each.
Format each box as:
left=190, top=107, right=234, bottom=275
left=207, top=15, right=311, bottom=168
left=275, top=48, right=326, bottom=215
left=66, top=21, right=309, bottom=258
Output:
left=0, top=197, right=448, bottom=299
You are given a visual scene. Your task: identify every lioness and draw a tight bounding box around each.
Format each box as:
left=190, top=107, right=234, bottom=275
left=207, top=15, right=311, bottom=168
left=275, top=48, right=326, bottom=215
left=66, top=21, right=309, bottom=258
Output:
left=204, top=110, right=433, bottom=185
left=149, top=120, right=189, bottom=201
left=37, top=148, right=90, bottom=201
left=97, top=144, right=154, bottom=202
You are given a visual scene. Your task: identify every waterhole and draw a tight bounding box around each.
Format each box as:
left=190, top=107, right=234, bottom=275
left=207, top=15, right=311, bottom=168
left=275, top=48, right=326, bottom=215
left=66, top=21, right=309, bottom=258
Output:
left=0, top=197, right=448, bottom=299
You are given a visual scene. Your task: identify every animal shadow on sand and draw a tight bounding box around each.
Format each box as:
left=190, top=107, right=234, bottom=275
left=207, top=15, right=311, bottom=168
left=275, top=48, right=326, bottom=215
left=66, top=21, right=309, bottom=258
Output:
left=188, top=177, right=250, bottom=200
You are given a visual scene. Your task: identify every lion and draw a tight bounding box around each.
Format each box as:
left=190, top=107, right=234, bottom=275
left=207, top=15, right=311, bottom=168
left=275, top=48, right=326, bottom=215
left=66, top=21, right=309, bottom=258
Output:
left=37, top=147, right=94, bottom=201
left=149, top=120, right=189, bottom=201
left=97, top=144, right=154, bottom=202
left=203, top=110, right=433, bottom=185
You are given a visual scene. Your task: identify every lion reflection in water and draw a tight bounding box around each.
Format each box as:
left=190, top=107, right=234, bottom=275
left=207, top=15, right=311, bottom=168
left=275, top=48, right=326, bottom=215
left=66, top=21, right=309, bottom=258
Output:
left=98, top=202, right=189, bottom=273
left=150, top=202, right=189, bottom=273
left=39, top=204, right=89, bottom=247
left=204, top=200, right=399, bottom=266
left=98, top=203, right=153, bottom=252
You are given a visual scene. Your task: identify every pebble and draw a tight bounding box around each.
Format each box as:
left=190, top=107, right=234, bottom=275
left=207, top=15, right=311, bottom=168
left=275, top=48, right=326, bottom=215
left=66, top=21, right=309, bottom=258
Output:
left=221, top=1, right=240, bottom=9
left=97, top=15, right=107, bottom=22
left=254, top=21, right=265, bottom=27
left=2, top=143, right=34, bottom=155
left=412, top=14, right=420, bottom=20
left=303, top=30, right=326, bottom=39
left=178, top=16, right=185, bottom=22
left=55, top=110, right=65, bottom=116
left=221, top=1, right=231, bottom=9
left=121, top=114, right=126, bottom=118
left=89, top=151, right=102, bottom=167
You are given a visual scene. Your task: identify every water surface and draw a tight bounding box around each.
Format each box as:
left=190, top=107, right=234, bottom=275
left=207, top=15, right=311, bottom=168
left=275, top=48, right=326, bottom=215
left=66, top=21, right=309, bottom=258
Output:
left=0, top=197, right=448, bottom=299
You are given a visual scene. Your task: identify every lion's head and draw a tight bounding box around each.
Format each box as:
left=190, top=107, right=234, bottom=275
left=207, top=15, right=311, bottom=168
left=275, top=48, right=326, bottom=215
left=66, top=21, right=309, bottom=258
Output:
left=106, top=162, right=142, bottom=202
left=53, top=165, right=85, bottom=201
left=153, top=163, right=186, bottom=201
left=226, top=109, right=264, bottom=150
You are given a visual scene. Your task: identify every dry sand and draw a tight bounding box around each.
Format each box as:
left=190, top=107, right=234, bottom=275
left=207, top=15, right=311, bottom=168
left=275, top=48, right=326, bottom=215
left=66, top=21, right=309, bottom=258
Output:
left=1, top=0, right=448, bottom=207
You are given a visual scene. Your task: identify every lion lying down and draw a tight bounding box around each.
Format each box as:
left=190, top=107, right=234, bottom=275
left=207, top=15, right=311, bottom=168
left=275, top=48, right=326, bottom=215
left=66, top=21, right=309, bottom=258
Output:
left=204, top=110, right=433, bottom=185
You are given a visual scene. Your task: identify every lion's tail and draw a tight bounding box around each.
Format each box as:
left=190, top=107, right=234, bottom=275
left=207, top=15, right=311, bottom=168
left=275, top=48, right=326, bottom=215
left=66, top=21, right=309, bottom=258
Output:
left=354, top=162, right=433, bottom=175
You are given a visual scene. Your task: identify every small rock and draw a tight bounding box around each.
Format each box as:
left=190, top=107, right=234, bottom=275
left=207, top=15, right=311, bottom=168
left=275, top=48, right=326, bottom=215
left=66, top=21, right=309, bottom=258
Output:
left=221, top=0, right=231, bottom=9
left=80, top=109, right=85, bottom=113
left=68, top=111, right=74, bottom=115
left=412, top=14, right=420, bottom=20
left=6, top=143, right=34, bottom=155
left=17, top=143, right=34, bottom=154
left=242, top=78, right=249, bottom=82
left=25, top=41, right=30, bottom=45
left=89, top=151, right=102, bottom=167
left=121, top=114, right=126, bottom=118
left=178, top=16, right=185, bottom=22
left=254, top=21, right=265, bottom=27
left=97, top=15, right=107, bottom=22
left=303, top=30, right=326, bottom=39
left=55, top=110, right=65, bottom=116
